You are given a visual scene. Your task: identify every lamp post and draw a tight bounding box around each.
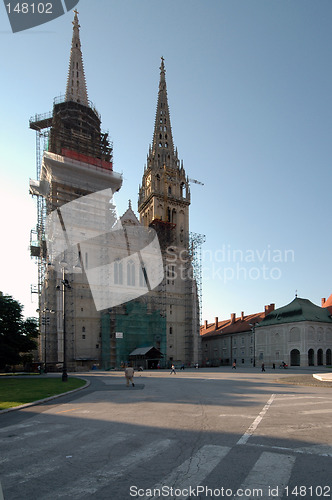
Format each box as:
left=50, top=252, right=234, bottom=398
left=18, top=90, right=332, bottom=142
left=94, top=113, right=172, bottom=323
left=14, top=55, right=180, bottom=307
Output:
left=57, top=263, right=71, bottom=382
left=249, top=323, right=256, bottom=367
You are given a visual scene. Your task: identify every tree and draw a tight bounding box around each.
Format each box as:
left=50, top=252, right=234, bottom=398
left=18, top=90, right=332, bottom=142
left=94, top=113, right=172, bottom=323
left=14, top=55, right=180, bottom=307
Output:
left=0, top=292, right=39, bottom=369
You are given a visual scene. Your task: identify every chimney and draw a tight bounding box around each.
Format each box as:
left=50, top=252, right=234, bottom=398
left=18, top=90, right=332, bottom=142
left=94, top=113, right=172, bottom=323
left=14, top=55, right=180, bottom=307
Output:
left=231, top=313, right=236, bottom=324
left=215, top=317, right=218, bottom=328
left=321, top=298, right=326, bottom=307
left=264, top=303, right=275, bottom=317
left=241, top=311, right=244, bottom=321
left=204, top=320, right=208, bottom=329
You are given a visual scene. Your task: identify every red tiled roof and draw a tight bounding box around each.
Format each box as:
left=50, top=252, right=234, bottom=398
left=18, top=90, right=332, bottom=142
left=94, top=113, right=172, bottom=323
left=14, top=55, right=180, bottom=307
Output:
left=322, top=293, right=332, bottom=313
left=200, top=311, right=266, bottom=338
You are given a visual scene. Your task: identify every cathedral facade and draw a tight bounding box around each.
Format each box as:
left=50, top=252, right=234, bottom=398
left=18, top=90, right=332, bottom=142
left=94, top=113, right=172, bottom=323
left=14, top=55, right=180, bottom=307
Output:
left=30, top=13, right=201, bottom=371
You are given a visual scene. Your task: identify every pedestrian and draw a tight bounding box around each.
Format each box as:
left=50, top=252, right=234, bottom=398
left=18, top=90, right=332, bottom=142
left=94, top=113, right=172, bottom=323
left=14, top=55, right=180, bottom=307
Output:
left=125, top=365, right=135, bottom=387
left=272, top=363, right=275, bottom=369
left=232, top=361, right=236, bottom=370
left=170, top=364, right=176, bottom=375
left=180, top=363, right=185, bottom=370
left=261, top=363, right=265, bottom=372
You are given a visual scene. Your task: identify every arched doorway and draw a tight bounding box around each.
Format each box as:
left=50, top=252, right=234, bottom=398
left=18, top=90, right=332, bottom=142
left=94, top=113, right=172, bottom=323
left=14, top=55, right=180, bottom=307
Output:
left=308, top=348, right=314, bottom=366
left=290, top=349, right=300, bottom=366
left=326, top=349, right=331, bottom=366
left=317, top=348, right=323, bottom=366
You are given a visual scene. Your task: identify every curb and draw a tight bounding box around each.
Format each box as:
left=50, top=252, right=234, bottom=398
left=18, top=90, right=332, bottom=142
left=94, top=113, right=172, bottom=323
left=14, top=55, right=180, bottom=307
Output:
left=313, top=373, right=332, bottom=382
left=0, top=378, right=90, bottom=414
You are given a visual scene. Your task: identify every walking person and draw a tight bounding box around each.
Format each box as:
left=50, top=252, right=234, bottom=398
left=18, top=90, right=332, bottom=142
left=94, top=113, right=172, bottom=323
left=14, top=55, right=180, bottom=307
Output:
left=125, top=365, right=135, bottom=387
left=170, top=364, right=176, bottom=375
left=232, top=361, right=236, bottom=370
left=261, top=362, right=265, bottom=372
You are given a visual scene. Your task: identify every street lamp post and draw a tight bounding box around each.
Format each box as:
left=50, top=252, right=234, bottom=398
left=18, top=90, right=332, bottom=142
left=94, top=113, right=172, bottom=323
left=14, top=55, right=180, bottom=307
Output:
left=58, top=264, right=71, bottom=382
left=62, top=266, right=71, bottom=381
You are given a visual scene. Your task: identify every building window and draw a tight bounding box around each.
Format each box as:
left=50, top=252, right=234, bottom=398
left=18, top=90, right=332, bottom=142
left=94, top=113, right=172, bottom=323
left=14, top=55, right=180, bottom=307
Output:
left=127, top=260, right=135, bottom=286
left=96, top=344, right=99, bottom=349
left=114, top=260, right=123, bottom=285
left=82, top=334, right=86, bottom=339
left=82, top=327, right=85, bottom=332
left=169, top=326, right=173, bottom=335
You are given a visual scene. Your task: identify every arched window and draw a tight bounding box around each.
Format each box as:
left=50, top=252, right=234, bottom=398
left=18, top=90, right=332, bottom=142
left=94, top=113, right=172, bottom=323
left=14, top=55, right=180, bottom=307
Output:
left=127, top=260, right=135, bottom=286
left=114, top=260, right=123, bottom=285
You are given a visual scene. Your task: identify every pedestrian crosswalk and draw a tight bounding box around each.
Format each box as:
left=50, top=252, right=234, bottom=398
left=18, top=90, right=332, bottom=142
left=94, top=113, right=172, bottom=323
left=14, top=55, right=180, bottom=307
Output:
left=1, top=420, right=331, bottom=500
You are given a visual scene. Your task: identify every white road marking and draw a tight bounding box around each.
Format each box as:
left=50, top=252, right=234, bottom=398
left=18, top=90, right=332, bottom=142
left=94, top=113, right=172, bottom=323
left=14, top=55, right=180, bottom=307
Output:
left=233, top=452, right=295, bottom=499
left=301, top=409, right=332, bottom=415
left=5, top=432, right=132, bottom=484
left=219, top=414, right=256, bottom=418
left=40, top=438, right=173, bottom=499
left=140, top=445, right=231, bottom=500
left=246, top=442, right=332, bottom=458
left=237, top=394, right=275, bottom=445
left=274, top=401, right=328, bottom=407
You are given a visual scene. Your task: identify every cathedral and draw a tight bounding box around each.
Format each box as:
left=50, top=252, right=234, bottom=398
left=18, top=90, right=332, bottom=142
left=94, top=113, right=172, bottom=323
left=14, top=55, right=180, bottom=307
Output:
left=29, top=12, right=201, bottom=371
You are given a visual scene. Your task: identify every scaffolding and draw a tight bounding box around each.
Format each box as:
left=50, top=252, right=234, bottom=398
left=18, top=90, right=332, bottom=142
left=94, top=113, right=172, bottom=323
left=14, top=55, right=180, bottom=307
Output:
left=29, top=112, right=52, bottom=301
left=189, top=231, right=206, bottom=325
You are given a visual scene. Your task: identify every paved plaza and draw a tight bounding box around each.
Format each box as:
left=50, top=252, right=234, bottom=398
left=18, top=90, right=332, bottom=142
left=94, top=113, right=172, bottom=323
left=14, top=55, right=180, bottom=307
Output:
left=1, top=367, right=332, bottom=499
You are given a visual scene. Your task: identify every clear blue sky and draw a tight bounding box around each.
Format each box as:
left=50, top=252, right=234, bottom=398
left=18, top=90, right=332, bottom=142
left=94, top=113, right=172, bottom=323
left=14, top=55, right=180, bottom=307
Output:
left=1, top=0, right=332, bottom=321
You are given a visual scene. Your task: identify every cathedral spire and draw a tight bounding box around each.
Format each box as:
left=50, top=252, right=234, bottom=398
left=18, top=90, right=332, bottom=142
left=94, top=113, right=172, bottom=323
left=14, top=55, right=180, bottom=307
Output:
left=152, top=57, right=175, bottom=158
left=65, top=10, right=89, bottom=107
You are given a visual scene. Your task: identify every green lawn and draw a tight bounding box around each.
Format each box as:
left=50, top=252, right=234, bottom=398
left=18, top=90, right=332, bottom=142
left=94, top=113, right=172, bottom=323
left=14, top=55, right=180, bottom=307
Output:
left=0, top=377, right=86, bottom=410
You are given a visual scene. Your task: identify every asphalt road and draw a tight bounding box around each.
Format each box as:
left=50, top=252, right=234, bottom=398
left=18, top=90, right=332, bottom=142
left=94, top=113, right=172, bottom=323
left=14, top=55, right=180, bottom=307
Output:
left=1, top=368, right=332, bottom=500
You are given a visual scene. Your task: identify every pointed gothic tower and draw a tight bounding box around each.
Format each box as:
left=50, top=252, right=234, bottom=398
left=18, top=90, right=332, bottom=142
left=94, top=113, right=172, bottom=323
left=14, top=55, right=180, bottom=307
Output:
left=29, top=12, right=122, bottom=372
left=47, top=11, right=113, bottom=171
left=138, top=58, right=200, bottom=366
left=138, top=57, right=190, bottom=246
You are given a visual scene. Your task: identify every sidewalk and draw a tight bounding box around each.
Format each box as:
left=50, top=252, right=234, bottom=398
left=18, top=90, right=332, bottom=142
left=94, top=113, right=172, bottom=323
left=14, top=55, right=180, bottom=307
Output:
left=313, top=372, right=332, bottom=382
